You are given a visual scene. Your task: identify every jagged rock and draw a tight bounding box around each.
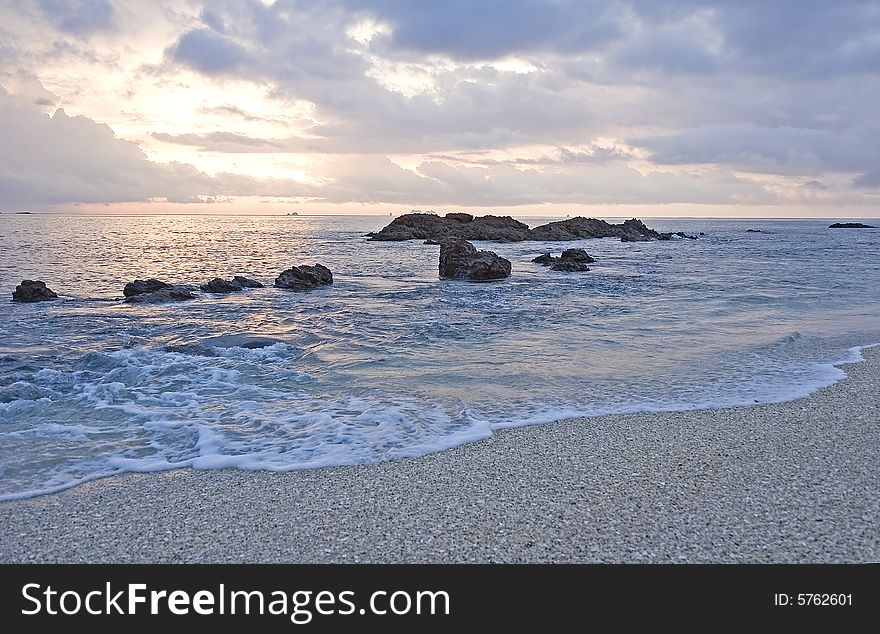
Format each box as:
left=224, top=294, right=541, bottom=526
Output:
left=125, top=286, right=196, bottom=303
left=674, top=231, right=698, bottom=240
left=274, top=264, right=333, bottom=291
left=371, top=212, right=670, bottom=243
left=532, top=253, right=557, bottom=265
left=746, top=229, right=766, bottom=233
left=123, top=278, right=171, bottom=297
left=12, top=280, right=58, bottom=302
left=620, top=232, right=651, bottom=242
left=829, top=222, right=876, bottom=228
left=200, top=276, right=263, bottom=293
left=439, top=239, right=511, bottom=281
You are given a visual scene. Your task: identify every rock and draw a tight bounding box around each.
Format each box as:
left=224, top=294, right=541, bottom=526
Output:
left=371, top=212, right=673, bottom=243
left=746, top=229, right=766, bottom=233
left=533, top=248, right=594, bottom=269
left=439, top=239, right=511, bottom=281
left=123, top=278, right=171, bottom=297
left=620, top=231, right=651, bottom=242
left=163, top=343, right=217, bottom=357
left=674, top=231, right=698, bottom=239
left=125, top=286, right=196, bottom=303
left=12, top=280, right=58, bottom=302
left=370, top=212, right=531, bottom=242
left=445, top=212, right=474, bottom=223
left=560, top=248, right=594, bottom=263
left=550, top=261, right=590, bottom=272
left=200, top=276, right=263, bottom=294
left=274, top=264, right=333, bottom=291
left=829, top=222, right=876, bottom=229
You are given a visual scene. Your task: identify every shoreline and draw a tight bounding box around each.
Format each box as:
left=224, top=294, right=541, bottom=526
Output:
left=0, top=347, right=877, bottom=563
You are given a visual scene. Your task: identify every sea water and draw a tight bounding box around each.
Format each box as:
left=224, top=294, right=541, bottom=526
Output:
left=1, top=214, right=878, bottom=498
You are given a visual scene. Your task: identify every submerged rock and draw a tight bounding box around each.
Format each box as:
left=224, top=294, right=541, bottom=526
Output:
left=163, top=343, right=217, bottom=357
left=200, top=276, right=263, bottom=294
left=12, top=280, right=58, bottom=302
left=125, top=286, right=196, bottom=303
left=829, top=222, right=876, bottom=229
left=123, top=278, right=171, bottom=297
left=274, top=264, right=333, bottom=291
left=439, top=239, right=511, bottom=281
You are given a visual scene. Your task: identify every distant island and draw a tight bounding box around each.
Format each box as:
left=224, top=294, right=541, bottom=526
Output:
left=287, top=211, right=299, bottom=216
left=829, top=222, right=876, bottom=229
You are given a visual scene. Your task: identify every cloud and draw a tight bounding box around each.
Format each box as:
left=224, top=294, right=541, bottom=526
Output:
left=168, top=28, right=252, bottom=75
left=36, top=0, right=116, bottom=36
left=0, top=85, right=313, bottom=208
left=3, top=1, right=880, bottom=209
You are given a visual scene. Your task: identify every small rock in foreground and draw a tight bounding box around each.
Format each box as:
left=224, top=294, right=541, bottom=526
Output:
left=439, top=239, right=511, bottom=281
left=123, top=278, right=171, bottom=297
left=274, top=264, right=333, bottom=291
left=201, top=276, right=263, bottom=294
left=125, top=286, right=196, bottom=303
left=12, top=280, right=58, bottom=302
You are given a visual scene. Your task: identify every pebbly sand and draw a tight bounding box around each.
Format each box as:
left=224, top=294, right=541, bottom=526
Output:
left=1, top=347, right=877, bottom=563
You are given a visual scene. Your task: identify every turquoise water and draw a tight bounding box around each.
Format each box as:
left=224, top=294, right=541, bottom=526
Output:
left=1, top=214, right=879, bottom=498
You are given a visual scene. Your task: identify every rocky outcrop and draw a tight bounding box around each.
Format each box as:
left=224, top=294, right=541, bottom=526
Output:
left=533, top=248, right=594, bottom=272
left=12, top=280, right=58, bottom=302
left=200, top=276, right=263, bottom=294
left=123, top=278, right=171, bottom=297
left=274, top=264, right=333, bottom=291
left=125, top=286, right=196, bottom=303
left=531, top=217, right=661, bottom=242
left=370, top=212, right=531, bottom=242
left=439, top=239, right=511, bottom=281
left=370, top=212, right=669, bottom=243
left=829, top=222, right=876, bottom=229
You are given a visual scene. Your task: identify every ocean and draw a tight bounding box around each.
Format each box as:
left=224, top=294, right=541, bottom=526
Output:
left=1, top=214, right=878, bottom=499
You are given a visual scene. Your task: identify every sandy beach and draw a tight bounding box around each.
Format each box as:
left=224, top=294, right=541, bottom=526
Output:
left=1, top=346, right=877, bottom=564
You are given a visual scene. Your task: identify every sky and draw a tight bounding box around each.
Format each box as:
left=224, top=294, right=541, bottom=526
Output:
left=0, top=0, right=879, bottom=217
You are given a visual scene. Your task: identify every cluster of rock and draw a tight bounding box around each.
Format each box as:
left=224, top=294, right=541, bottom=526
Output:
left=439, top=239, right=511, bottom=281
left=829, top=222, right=876, bottom=229
left=532, top=248, right=594, bottom=272
left=368, top=212, right=693, bottom=243
left=11, top=265, right=335, bottom=304
left=12, top=280, right=58, bottom=302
